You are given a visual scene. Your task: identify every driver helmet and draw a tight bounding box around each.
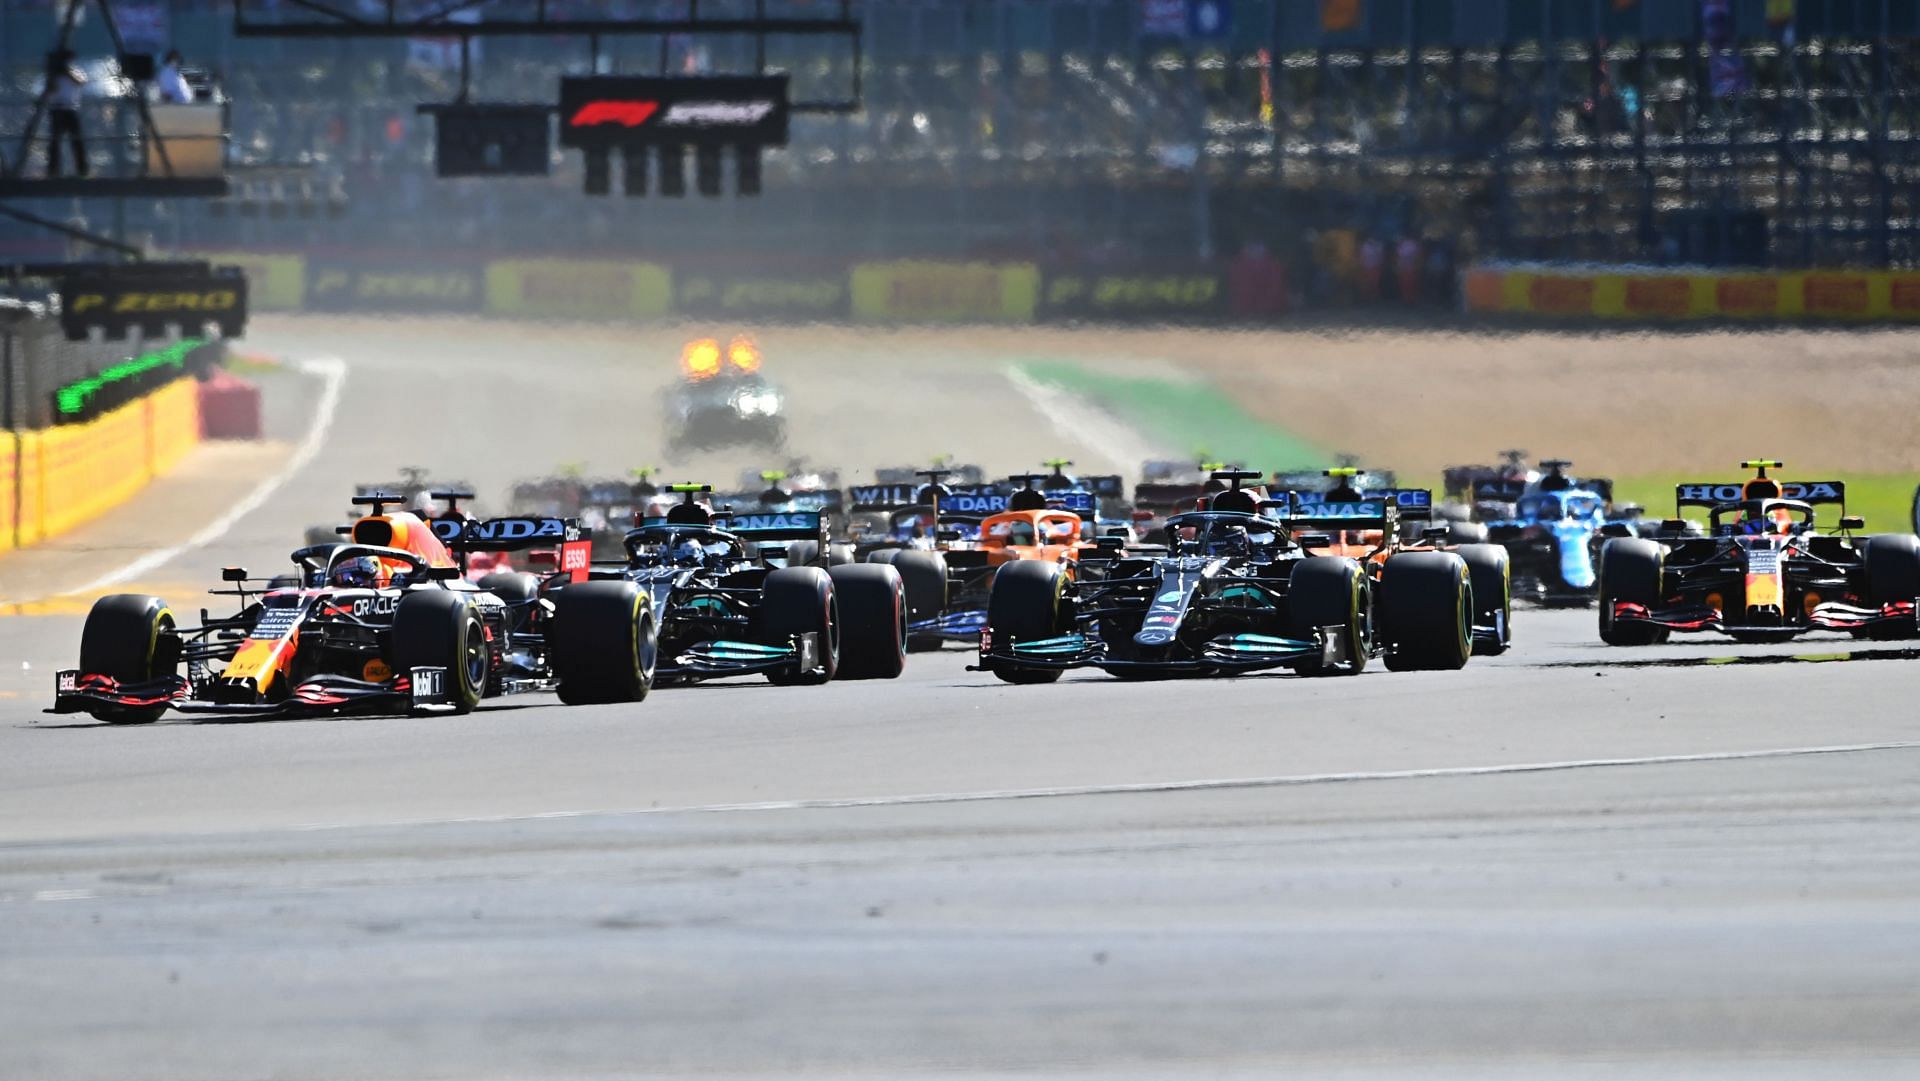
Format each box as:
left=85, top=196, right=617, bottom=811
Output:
left=673, top=538, right=705, bottom=564
left=1204, top=524, right=1250, bottom=556
left=332, top=555, right=384, bottom=588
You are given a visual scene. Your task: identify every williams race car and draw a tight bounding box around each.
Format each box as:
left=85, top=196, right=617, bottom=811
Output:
left=52, top=497, right=655, bottom=722
left=1599, top=461, right=1920, bottom=644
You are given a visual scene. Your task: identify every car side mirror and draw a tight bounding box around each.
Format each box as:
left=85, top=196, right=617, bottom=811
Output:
left=1840, top=515, right=1866, bottom=531
left=1421, top=526, right=1450, bottom=541
left=935, top=529, right=963, bottom=542
left=760, top=545, right=790, bottom=560
left=1095, top=535, right=1125, bottom=552
left=334, top=525, right=352, bottom=535
left=1599, top=523, right=1632, bottom=538
left=1660, top=519, right=1688, bottom=534
left=528, top=550, right=557, bottom=567
left=221, top=566, right=248, bottom=582
left=1401, top=507, right=1432, bottom=522
left=1296, top=532, right=1332, bottom=548
left=427, top=565, right=462, bottom=581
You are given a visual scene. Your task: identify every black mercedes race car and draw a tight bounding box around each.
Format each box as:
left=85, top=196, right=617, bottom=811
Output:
left=1599, top=462, right=1920, bottom=645
left=52, top=499, right=654, bottom=723
left=972, top=474, right=1478, bottom=682
left=596, top=485, right=906, bottom=684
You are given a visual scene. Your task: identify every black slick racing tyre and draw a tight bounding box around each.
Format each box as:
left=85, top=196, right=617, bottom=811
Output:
left=78, top=594, right=178, bottom=724
left=1862, top=533, right=1920, bottom=640
left=1446, top=521, right=1491, bottom=546
left=757, top=567, right=839, bottom=685
left=783, top=540, right=820, bottom=568
left=829, top=564, right=907, bottom=679
left=1597, top=538, right=1668, bottom=646
left=477, top=571, right=542, bottom=635
left=1379, top=551, right=1473, bottom=672
left=867, top=548, right=901, bottom=566
left=549, top=581, right=655, bottom=705
left=392, top=591, right=487, bottom=713
left=890, top=550, right=949, bottom=651
left=984, top=559, right=1065, bottom=684
left=1284, top=556, right=1369, bottom=676
left=1455, top=543, right=1512, bottom=656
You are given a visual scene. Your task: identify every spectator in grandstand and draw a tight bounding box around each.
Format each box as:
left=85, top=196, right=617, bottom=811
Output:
left=157, top=50, right=194, bottom=104
left=1422, top=237, right=1456, bottom=307
left=44, top=54, right=88, bottom=178
left=1395, top=235, right=1423, bottom=305
left=1229, top=242, right=1288, bottom=320
left=1357, top=235, right=1385, bottom=304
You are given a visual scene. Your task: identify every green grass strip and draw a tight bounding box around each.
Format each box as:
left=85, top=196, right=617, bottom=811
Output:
left=1017, top=359, right=1328, bottom=471
left=55, top=338, right=203, bottom=417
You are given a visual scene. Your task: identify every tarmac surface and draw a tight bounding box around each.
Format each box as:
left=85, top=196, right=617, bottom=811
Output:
left=1, top=316, right=1916, bottom=1078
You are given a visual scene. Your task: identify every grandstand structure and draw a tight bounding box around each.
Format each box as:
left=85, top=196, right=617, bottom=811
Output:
left=3, top=1, right=1920, bottom=268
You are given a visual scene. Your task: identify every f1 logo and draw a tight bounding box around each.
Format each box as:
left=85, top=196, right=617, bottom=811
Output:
left=568, top=101, right=660, bottom=128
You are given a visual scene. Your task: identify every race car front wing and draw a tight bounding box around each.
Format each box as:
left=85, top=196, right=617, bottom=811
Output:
left=663, top=632, right=823, bottom=681
left=1611, top=598, right=1919, bottom=637
left=50, top=669, right=460, bottom=718
left=970, top=625, right=1349, bottom=675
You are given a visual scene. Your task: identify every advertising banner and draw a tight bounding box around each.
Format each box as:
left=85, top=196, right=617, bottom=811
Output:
left=1040, top=270, right=1226, bottom=321
left=1465, top=265, right=1920, bottom=322
left=178, top=250, right=305, bottom=311
left=483, top=259, right=672, bottom=320
left=674, top=267, right=849, bottom=320
left=849, top=262, right=1039, bottom=323
left=307, top=262, right=484, bottom=313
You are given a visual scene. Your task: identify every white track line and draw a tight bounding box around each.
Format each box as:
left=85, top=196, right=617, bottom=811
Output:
left=1004, top=365, right=1166, bottom=472
left=293, top=738, right=1920, bottom=832
left=66, top=356, right=347, bottom=596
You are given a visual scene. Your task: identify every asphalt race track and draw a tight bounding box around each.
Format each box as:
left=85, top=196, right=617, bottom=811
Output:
left=2, top=317, right=1918, bottom=1079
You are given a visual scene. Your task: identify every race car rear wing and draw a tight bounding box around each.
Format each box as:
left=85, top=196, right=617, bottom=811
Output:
left=1277, top=497, right=1400, bottom=529
left=1674, top=481, right=1847, bottom=511
left=1288, top=488, right=1433, bottom=516
left=847, top=482, right=1015, bottom=514
left=431, top=516, right=588, bottom=551
left=1132, top=482, right=1206, bottom=511
left=717, top=510, right=828, bottom=543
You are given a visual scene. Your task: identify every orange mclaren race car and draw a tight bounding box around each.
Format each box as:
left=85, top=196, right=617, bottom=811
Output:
left=1279, top=468, right=1512, bottom=657
left=861, top=470, right=1110, bottom=650
left=51, top=494, right=653, bottom=723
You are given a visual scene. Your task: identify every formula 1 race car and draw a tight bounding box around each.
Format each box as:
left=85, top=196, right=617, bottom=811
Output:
left=973, top=471, right=1479, bottom=682
left=666, top=336, right=786, bottom=452
left=1599, top=461, right=1920, bottom=645
left=1284, top=469, right=1511, bottom=656
left=595, top=485, right=906, bottom=684
left=1470, top=460, right=1645, bottom=606
left=52, top=497, right=655, bottom=723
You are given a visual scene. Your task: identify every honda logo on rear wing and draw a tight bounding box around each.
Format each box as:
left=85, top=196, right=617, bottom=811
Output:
left=432, top=517, right=586, bottom=551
